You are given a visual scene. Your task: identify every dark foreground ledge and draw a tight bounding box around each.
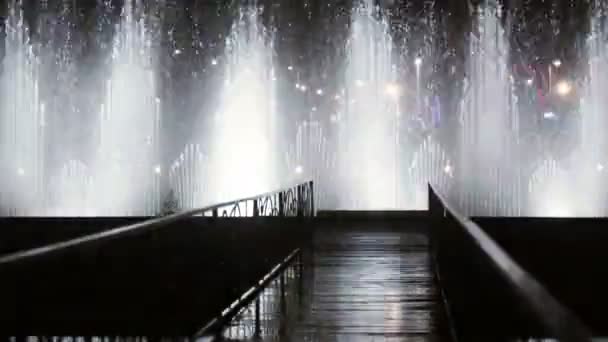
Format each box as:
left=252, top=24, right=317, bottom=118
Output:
left=0, top=217, right=311, bottom=337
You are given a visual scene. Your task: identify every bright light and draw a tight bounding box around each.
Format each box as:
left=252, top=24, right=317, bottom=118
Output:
left=444, top=164, right=453, bottom=175
left=414, top=57, right=423, bottom=67
left=17, top=167, right=24, bottom=176
left=355, top=79, right=365, bottom=87
left=300, top=85, right=307, bottom=92
left=173, top=49, right=182, bottom=56
left=287, top=65, right=294, bottom=71
left=385, top=82, right=401, bottom=98
left=295, top=165, right=303, bottom=174
left=154, top=165, right=161, bottom=174
left=526, top=78, right=534, bottom=86
left=316, top=88, right=324, bottom=95
left=552, top=59, right=562, bottom=68
left=555, top=80, right=572, bottom=96
left=543, top=112, right=557, bottom=119
left=211, top=58, right=218, bottom=66
left=597, top=164, right=604, bottom=172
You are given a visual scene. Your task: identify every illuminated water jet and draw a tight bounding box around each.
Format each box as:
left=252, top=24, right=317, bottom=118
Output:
left=336, top=0, right=400, bottom=210
left=206, top=5, right=279, bottom=203
left=91, top=0, right=162, bottom=216
left=0, top=1, right=45, bottom=216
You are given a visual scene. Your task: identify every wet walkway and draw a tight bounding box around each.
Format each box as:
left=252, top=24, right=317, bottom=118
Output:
left=217, top=224, right=452, bottom=341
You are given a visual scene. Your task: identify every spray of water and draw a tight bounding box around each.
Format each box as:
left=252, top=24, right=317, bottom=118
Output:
left=0, top=1, right=45, bottom=216
left=91, top=0, right=162, bottom=216
left=206, top=5, right=279, bottom=203
left=457, top=2, right=520, bottom=216
left=336, top=0, right=401, bottom=210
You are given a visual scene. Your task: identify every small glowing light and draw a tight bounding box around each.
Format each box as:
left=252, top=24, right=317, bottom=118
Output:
left=552, top=59, right=562, bottom=68
left=555, top=80, right=572, bottom=96
left=295, top=83, right=301, bottom=89
left=173, top=49, right=182, bottom=56
left=311, top=106, right=317, bottom=112
left=295, top=165, right=303, bottom=174
left=597, top=164, right=604, bottom=172
left=334, top=94, right=341, bottom=100
left=385, top=82, right=401, bottom=98
left=444, top=164, right=453, bottom=174
left=271, top=76, right=277, bottom=81
left=154, top=165, right=162, bottom=174
left=17, top=167, right=24, bottom=176
left=526, top=78, right=534, bottom=86
left=211, top=58, right=218, bottom=66
left=415, top=57, right=423, bottom=67
left=287, top=65, right=294, bottom=71
left=355, top=80, right=365, bottom=87
left=316, top=88, right=324, bottom=95
left=543, top=112, right=557, bottom=119
left=300, top=85, right=307, bottom=92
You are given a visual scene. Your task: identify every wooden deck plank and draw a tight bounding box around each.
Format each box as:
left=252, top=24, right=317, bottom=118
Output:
left=218, top=224, right=451, bottom=341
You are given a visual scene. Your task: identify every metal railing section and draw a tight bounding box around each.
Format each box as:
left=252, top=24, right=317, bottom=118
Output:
left=0, top=181, right=314, bottom=266
left=429, top=184, right=592, bottom=342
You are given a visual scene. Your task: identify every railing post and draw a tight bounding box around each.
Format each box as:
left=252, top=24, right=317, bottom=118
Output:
left=254, top=297, right=261, bottom=337
left=280, top=272, right=286, bottom=314
left=253, top=199, right=259, bottom=217
left=279, top=192, right=285, bottom=217
left=297, top=185, right=303, bottom=217
left=212, top=208, right=218, bottom=218
left=309, top=181, right=315, bottom=216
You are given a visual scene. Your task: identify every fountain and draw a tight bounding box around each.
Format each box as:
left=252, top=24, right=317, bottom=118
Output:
left=206, top=5, right=280, bottom=204
left=287, top=120, right=335, bottom=209
left=525, top=0, right=608, bottom=217
left=575, top=0, right=608, bottom=216
left=457, top=1, right=521, bottom=216
left=0, top=0, right=45, bottom=216
left=336, top=0, right=401, bottom=210
left=91, top=0, right=162, bottom=216
left=169, top=143, right=209, bottom=210
left=408, top=136, right=453, bottom=210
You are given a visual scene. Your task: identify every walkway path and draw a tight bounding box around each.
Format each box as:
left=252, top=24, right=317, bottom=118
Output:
left=218, top=223, right=451, bottom=341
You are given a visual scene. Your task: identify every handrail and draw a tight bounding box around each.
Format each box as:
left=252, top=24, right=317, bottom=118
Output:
left=195, top=248, right=302, bottom=337
left=429, top=184, right=593, bottom=342
left=0, top=181, right=314, bottom=266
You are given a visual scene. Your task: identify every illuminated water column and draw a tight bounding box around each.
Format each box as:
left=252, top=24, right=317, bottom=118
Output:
left=459, top=2, right=518, bottom=216
left=408, top=136, right=453, bottom=209
left=337, top=0, right=400, bottom=210
left=287, top=121, right=335, bottom=209
left=169, top=143, right=209, bottom=210
left=93, top=0, right=161, bottom=216
left=0, top=1, right=45, bottom=216
left=577, top=1, right=608, bottom=216
left=207, top=6, right=279, bottom=203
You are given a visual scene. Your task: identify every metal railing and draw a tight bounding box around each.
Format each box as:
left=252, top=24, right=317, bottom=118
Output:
left=429, top=184, right=592, bottom=342
left=196, top=248, right=303, bottom=338
left=0, top=181, right=314, bottom=266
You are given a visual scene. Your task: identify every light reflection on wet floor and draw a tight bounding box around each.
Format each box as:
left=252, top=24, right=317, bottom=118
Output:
left=217, top=228, right=451, bottom=342
left=12, top=229, right=604, bottom=342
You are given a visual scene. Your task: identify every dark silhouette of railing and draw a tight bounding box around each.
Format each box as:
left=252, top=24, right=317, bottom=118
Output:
left=429, top=184, right=592, bottom=341
left=0, top=181, right=314, bottom=338
left=0, top=181, right=314, bottom=266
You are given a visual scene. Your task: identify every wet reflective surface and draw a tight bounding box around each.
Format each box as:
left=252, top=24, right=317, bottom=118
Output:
left=217, top=226, right=451, bottom=341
